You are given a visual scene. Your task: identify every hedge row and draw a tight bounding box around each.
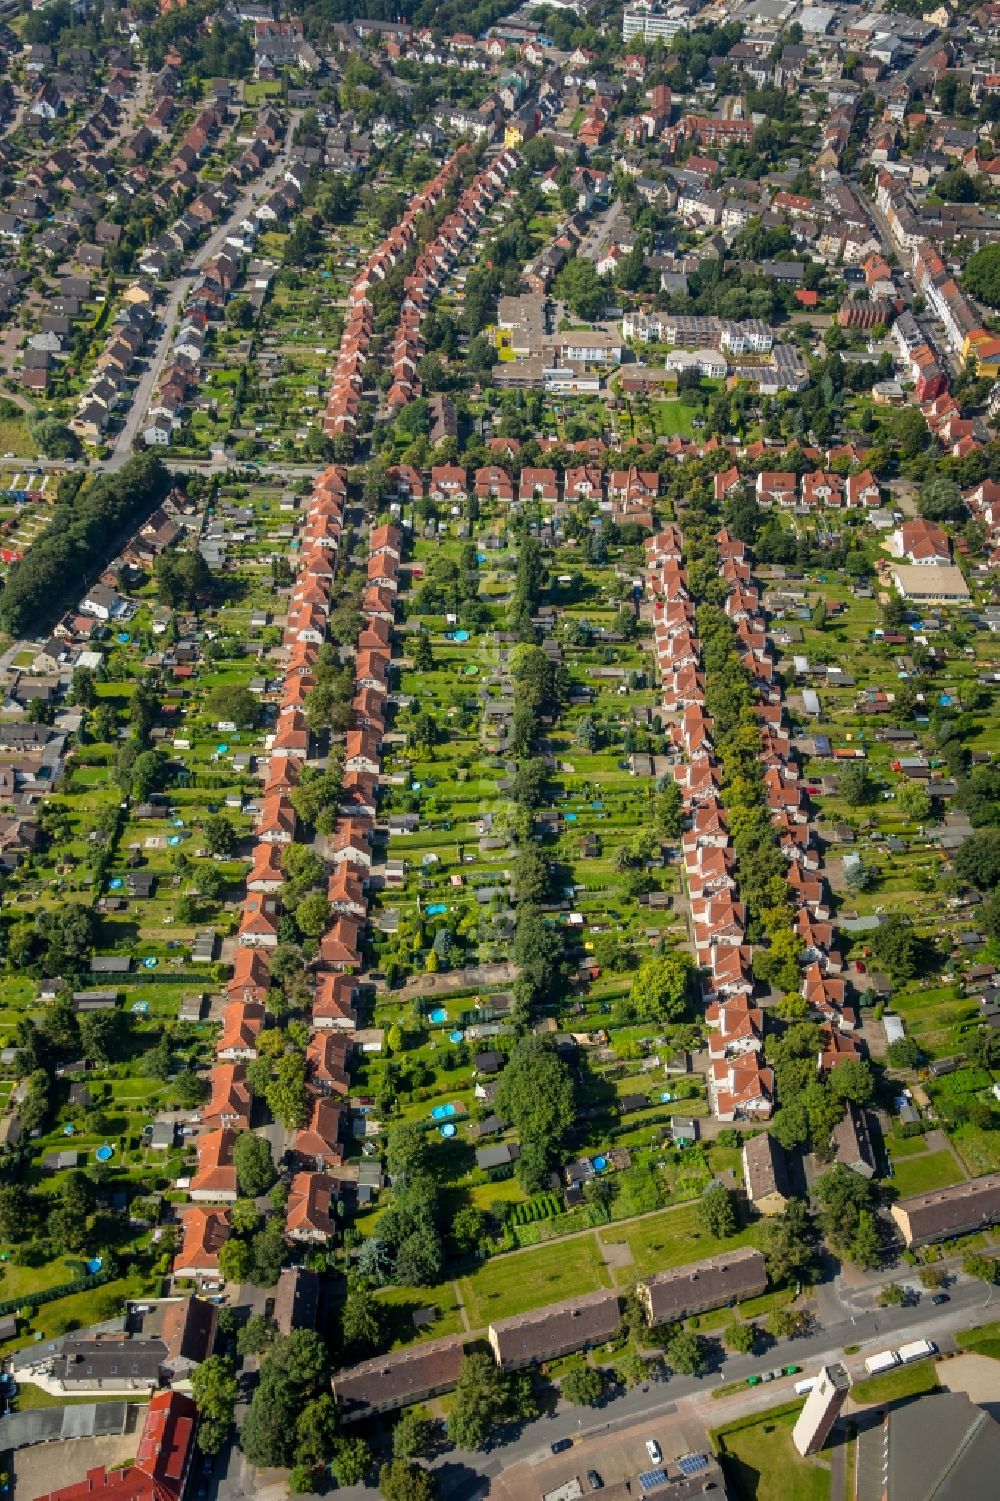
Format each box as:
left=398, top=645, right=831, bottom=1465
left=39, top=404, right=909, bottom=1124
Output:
left=0, top=1268, right=113, bottom=1319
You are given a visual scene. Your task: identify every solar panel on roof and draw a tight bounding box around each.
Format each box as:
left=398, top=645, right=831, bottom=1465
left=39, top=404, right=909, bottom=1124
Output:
left=677, top=1453, right=709, bottom=1477
left=638, top=1470, right=667, bottom=1492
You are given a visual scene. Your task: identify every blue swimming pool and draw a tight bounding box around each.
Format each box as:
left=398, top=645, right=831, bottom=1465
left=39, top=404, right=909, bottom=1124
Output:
left=440, top=1123, right=457, bottom=1138
left=449, top=1030, right=464, bottom=1044
left=431, top=1103, right=457, bottom=1121
left=593, top=1155, right=608, bottom=1172
left=427, top=903, right=448, bottom=916
left=430, top=1007, right=447, bottom=1023
left=94, top=1145, right=113, bottom=1163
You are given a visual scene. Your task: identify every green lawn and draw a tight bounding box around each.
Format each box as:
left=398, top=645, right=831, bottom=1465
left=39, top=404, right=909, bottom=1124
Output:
left=599, top=1202, right=757, bottom=1280
left=649, top=399, right=696, bottom=437
left=375, top=1282, right=466, bottom=1347
left=889, top=1151, right=965, bottom=1197
left=956, top=1319, right=1000, bottom=1360
left=712, top=1403, right=830, bottom=1501
left=850, top=1361, right=939, bottom=1406
left=16, top=1382, right=147, bottom=1410
left=458, top=1237, right=612, bottom=1329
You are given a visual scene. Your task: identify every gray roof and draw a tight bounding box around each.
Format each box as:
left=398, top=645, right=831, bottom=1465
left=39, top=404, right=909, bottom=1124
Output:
left=0, top=1400, right=129, bottom=1450
left=640, top=1246, right=767, bottom=1325
left=884, top=1391, right=1000, bottom=1501
left=488, top=1289, right=621, bottom=1368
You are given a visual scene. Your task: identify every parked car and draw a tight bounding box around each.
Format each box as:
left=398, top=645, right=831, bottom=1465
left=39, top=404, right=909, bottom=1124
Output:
left=551, top=1438, right=572, bottom=1455
left=646, top=1440, right=662, bottom=1464
left=931, top=1293, right=950, bottom=1306
left=586, top=1471, right=603, bottom=1491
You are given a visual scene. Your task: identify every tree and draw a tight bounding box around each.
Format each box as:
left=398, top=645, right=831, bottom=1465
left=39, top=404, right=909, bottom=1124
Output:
left=870, top=914, right=922, bottom=981
left=816, top=1166, right=874, bottom=1253
left=331, top=1437, right=373, bottom=1488
left=447, top=1351, right=507, bottom=1451
left=964, top=243, right=1000, bottom=309
left=237, top=1314, right=276, bottom=1357
left=379, top=1459, right=437, bottom=1501
left=204, top=815, right=238, bottom=857
left=241, top=1381, right=296, bottom=1469
left=512, top=847, right=551, bottom=905
left=191, top=1356, right=238, bottom=1454
left=663, top=1327, right=708, bottom=1376
left=250, top=1219, right=288, bottom=1287
left=493, top=1036, right=575, bottom=1183
left=413, top=631, right=433, bottom=672
left=724, top=1320, right=756, bottom=1354
left=766, top=1306, right=808, bottom=1341
left=627, top=952, right=693, bottom=1022
left=838, top=764, right=871, bottom=807
left=878, top=1282, right=906, bottom=1307
left=393, top=1408, right=434, bottom=1461
left=342, top=1282, right=384, bottom=1357
left=295, top=1395, right=339, bottom=1469
left=233, top=1132, right=276, bottom=1197
left=263, top=1329, right=330, bottom=1395
left=0, top=1183, right=31, bottom=1242
left=850, top=1212, right=882, bottom=1271
left=231, top=1198, right=261, bottom=1236
left=206, top=684, right=259, bottom=729
left=918, top=474, right=964, bottom=523
left=78, top=1009, right=123, bottom=1065
left=698, top=1183, right=737, bottom=1239
left=829, top=1059, right=875, bottom=1107
left=218, top=1238, right=252, bottom=1286
left=759, top=1201, right=816, bottom=1286
left=450, top=1205, right=485, bottom=1257
left=266, top=1052, right=310, bottom=1130
left=385, top=1122, right=434, bottom=1185
left=554, top=255, right=604, bottom=321
left=561, top=1364, right=604, bottom=1406
left=896, top=782, right=931, bottom=823
left=963, top=1252, right=999, bottom=1283
left=70, top=667, right=97, bottom=709
left=294, top=890, right=331, bottom=939
left=886, top=1036, right=922, bottom=1070
left=956, top=829, right=1000, bottom=890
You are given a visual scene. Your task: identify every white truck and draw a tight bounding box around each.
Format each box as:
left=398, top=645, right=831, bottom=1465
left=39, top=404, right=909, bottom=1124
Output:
left=897, top=1339, right=936, bottom=1364
left=864, top=1349, right=900, bottom=1376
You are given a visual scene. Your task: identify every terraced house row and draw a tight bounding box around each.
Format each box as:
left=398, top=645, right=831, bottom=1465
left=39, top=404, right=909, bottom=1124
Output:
left=173, top=462, right=396, bottom=1275
left=386, top=147, right=521, bottom=414
left=324, top=147, right=520, bottom=437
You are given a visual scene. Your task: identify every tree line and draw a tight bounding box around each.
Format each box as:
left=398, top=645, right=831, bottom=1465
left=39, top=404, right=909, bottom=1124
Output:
left=0, top=454, right=169, bottom=637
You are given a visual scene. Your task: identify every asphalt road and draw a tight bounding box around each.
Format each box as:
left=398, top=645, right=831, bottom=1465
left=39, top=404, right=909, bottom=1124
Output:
left=208, top=1272, right=997, bottom=1501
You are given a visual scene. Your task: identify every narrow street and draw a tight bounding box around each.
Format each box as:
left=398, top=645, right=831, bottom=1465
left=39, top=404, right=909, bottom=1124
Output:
left=106, top=111, right=301, bottom=469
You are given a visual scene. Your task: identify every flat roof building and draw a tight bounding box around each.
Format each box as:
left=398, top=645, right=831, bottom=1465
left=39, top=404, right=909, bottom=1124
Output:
left=891, top=564, right=970, bottom=603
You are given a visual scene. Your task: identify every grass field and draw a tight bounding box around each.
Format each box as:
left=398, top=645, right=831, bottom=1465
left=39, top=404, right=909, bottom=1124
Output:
left=375, top=1282, right=466, bottom=1347
left=649, top=399, right=697, bottom=437
left=889, top=1150, right=965, bottom=1197
left=850, top=1361, right=939, bottom=1406
left=712, top=1402, right=830, bottom=1501
left=16, top=1383, right=147, bottom=1410
left=458, top=1237, right=612, bottom=1328
left=956, top=1319, right=1000, bottom=1360
left=599, top=1201, right=756, bottom=1281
